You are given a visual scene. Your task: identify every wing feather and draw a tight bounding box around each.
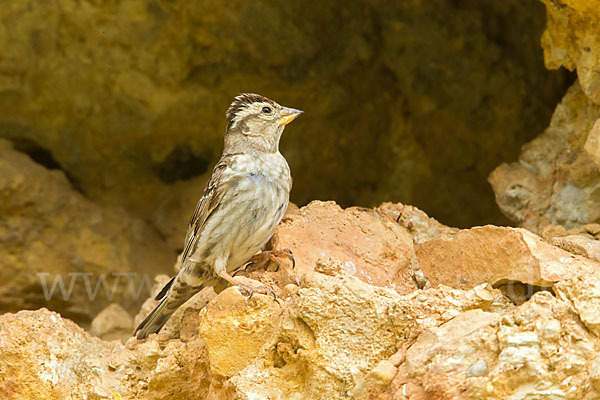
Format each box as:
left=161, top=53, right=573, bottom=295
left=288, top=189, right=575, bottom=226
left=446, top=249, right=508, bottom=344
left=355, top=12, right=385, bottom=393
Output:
left=180, top=154, right=237, bottom=263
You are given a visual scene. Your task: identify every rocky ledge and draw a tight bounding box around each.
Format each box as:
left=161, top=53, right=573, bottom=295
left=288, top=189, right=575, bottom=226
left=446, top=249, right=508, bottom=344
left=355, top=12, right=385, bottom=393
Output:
left=2, top=201, right=600, bottom=399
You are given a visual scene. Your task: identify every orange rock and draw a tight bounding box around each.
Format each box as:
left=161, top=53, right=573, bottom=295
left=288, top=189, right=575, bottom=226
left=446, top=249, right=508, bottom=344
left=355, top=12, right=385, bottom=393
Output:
left=416, top=225, right=600, bottom=289
left=269, top=201, right=417, bottom=294
left=377, top=202, right=458, bottom=244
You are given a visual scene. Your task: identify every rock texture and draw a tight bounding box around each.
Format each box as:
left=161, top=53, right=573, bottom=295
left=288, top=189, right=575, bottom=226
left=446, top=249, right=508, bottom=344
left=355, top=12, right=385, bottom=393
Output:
left=90, top=303, right=134, bottom=343
left=490, top=0, right=600, bottom=234
left=3, top=202, right=600, bottom=399
left=394, top=292, right=600, bottom=399
left=416, top=225, right=599, bottom=290
left=541, top=0, right=600, bottom=103
left=0, top=0, right=569, bottom=248
left=0, top=139, right=172, bottom=324
left=490, top=83, right=600, bottom=233
left=269, top=201, right=417, bottom=293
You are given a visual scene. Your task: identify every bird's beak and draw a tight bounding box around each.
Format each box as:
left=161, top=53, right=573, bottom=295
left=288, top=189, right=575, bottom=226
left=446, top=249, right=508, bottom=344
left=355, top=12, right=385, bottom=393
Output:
left=277, top=107, right=303, bottom=126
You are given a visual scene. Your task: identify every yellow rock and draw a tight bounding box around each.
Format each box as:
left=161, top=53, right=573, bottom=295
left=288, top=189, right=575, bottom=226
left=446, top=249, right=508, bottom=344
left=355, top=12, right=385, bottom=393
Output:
left=199, top=286, right=283, bottom=378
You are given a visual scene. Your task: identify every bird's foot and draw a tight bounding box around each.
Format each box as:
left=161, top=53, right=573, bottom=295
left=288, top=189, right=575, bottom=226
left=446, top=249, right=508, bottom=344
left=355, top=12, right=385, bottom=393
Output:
left=245, top=248, right=295, bottom=273
left=218, top=272, right=279, bottom=303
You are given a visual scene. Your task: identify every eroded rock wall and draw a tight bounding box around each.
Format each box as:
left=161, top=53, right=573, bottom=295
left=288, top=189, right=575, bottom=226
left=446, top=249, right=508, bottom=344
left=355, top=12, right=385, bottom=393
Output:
left=3, top=202, right=600, bottom=399
left=0, top=139, right=172, bottom=324
left=0, top=0, right=569, bottom=250
left=490, top=1, right=600, bottom=233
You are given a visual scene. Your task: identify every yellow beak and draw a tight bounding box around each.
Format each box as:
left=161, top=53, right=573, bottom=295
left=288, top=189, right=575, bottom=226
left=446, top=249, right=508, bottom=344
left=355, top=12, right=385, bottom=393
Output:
left=277, top=107, right=303, bottom=126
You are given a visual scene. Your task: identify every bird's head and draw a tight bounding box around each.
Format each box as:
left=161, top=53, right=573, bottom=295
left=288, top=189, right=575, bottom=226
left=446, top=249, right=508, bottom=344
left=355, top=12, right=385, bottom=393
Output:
left=224, top=93, right=303, bottom=154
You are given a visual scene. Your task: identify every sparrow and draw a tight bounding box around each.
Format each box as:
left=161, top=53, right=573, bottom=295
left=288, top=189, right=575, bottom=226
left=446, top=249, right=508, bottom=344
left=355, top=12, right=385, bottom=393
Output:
left=134, top=93, right=302, bottom=339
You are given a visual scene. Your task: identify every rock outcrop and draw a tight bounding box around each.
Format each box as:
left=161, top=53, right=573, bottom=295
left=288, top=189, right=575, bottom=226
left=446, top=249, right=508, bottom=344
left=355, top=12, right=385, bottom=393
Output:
left=490, top=83, right=600, bottom=233
left=490, top=1, right=600, bottom=234
left=0, top=139, right=173, bottom=325
left=2, top=202, right=600, bottom=399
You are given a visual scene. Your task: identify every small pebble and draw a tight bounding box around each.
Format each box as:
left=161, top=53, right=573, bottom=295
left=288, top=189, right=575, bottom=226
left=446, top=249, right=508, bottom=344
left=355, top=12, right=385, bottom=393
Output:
left=467, top=359, right=488, bottom=377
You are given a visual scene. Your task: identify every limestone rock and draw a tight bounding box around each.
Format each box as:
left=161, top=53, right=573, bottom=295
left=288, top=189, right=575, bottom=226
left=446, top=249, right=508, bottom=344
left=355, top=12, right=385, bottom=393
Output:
left=199, top=287, right=283, bottom=378
left=554, top=274, right=600, bottom=337
left=269, top=201, right=417, bottom=294
left=0, top=140, right=172, bottom=324
left=489, top=83, right=600, bottom=232
left=550, top=234, right=600, bottom=263
left=584, top=119, right=600, bottom=170
left=223, top=265, right=512, bottom=400
left=0, top=308, right=212, bottom=400
left=377, top=202, right=459, bottom=244
left=0, top=309, right=121, bottom=399
left=541, top=0, right=600, bottom=103
left=391, top=291, right=600, bottom=399
left=490, top=0, right=600, bottom=235
left=226, top=268, right=404, bottom=400
left=415, top=225, right=600, bottom=290
left=3, top=250, right=600, bottom=399
left=90, top=303, right=134, bottom=343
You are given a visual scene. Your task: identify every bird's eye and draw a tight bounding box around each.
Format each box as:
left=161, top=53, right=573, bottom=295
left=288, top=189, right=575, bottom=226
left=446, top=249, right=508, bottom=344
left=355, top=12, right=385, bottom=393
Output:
left=262, top=106, right=272, bottom=114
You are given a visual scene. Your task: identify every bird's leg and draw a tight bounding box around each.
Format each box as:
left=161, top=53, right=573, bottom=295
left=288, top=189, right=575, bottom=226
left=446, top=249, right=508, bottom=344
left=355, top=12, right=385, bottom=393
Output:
left=246, top=248, right=295, bottom=273
left=218, top=271, right=278, bottom=302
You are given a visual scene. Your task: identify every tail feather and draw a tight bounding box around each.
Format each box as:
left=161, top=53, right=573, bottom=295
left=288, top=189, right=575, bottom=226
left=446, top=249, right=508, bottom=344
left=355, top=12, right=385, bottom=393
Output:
left=134, top=278, right=200, bottom=339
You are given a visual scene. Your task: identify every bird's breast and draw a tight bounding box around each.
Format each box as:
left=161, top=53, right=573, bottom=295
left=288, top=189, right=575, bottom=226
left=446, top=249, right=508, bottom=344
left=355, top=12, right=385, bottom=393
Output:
left=190, top=155, right=291, bottom=272
left=229, top=153, right=292, bottom=193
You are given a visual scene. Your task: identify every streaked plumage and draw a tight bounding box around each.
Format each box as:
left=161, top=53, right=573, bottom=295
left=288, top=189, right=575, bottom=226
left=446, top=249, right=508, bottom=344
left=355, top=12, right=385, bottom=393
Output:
left=134, top=93, right=301, bottom=339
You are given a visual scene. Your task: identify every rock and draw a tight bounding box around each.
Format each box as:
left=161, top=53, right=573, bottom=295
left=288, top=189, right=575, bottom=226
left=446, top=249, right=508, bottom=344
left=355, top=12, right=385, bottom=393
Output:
left=377, top=202, right=459, bottom=244
left=268, top=201, right=418, bottom=294
left=550, top=234, right=600, bottom=262
left=554, top=274, right=600, bottom=337
left=199, top=287, right=283, bottom=378
left=584, top=119, right=600, bottom=169
left=489, top=0, right=600, bottom=236
left=4, top=253, right=600, bottom=399
left=0, top=309, right=121, bottom=399
left=0, top=0, right=568, bottom=242
left=226, top=268, right=405, bottom=400
left=415, top=225, right=600, bottom=291
left=0, top=308, right=212, bottom=400
left=541, top=0, right=600, bottom=103
left=0, top=140, right=173, bottom=325
left=352, top=360, right=397, bottom=400
left=225, top=266, right=513, bottom=400
left=591, top=357, right=600, bottom=392
left=90, top=303, right=134, bottom=343
left=392, top=291, right=600, bottom=399
left=489, top=82, right=600, bottom=233
left=467, top=359, right=488, bottom=377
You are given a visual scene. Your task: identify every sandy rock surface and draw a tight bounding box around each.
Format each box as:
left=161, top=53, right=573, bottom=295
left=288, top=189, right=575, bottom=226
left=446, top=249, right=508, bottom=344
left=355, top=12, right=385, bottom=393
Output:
left=490, top=83, right=600, bottom=233
left=489, top=0, right=600, bottom=234
left=0, top=139, right=173, bottom=325
left=269, top=200, right=417, bottom=294
left=3, top=202, right=600, bottom=399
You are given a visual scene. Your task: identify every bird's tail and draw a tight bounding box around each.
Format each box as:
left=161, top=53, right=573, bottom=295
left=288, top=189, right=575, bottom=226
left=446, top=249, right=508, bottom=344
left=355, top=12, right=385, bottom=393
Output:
left=134, top=276, right=200, bottom=339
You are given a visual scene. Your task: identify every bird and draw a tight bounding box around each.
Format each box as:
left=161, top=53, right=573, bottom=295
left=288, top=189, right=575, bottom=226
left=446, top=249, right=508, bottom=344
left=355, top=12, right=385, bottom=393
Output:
left=134, top=93, right=302, bottom=339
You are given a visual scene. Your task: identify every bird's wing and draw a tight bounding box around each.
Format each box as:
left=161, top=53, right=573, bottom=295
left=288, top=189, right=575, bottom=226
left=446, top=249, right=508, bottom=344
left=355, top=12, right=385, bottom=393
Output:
left=180, top=154, right=237, bottom=263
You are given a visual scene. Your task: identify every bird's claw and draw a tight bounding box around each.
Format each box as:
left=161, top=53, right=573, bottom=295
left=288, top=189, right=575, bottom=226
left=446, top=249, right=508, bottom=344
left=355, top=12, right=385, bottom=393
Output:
left=285, top=248, right=296, bottom=270
left=229, top=275, right=279, bottom=304
left=246, top=248, right=295, bottom=272
left=239, top=285, right=279, bottom=305
left=238, top=285, right=254, bottom=299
